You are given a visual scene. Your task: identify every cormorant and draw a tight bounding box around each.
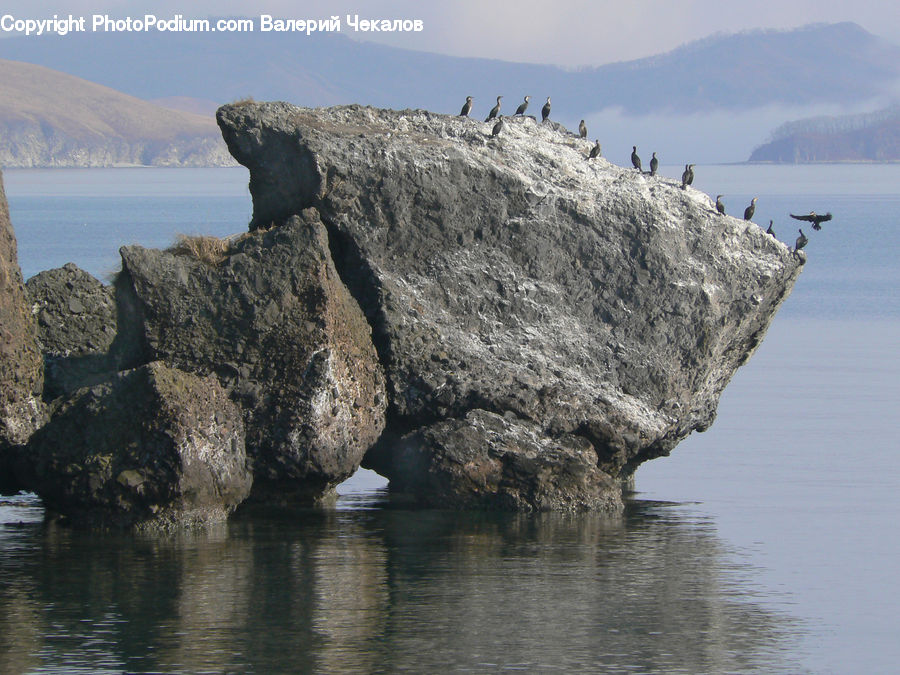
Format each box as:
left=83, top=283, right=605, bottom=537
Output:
left=795, top=228, right=808, bottom=253
left=459, top=96, right=473, bottom=117
left=579, top=120, right=587, bottom=138
left=743, top=197, right=757, bottom=221
left=790, top=211, right=833, bottom=231
left=631, top=146, right=642, bottom=171
left=486, top=95, right=503, bottom=122
left=491, top=116, right=504, bottom=138
left=515, top=96, right=530, bottom=115
left=766, top=220, right=776, bottom=237
left=715, top=195, right=725, bottom=215
left=649, top=152, right=658, bottom=176
left=542, top=97, right=551, bottom=122
left=681, top=163, right=694, bottom=188
left=589, top=140, right=601, bottom=159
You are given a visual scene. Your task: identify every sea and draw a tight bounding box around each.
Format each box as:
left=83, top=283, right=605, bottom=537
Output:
left=1, top=164, right=898, bottom=674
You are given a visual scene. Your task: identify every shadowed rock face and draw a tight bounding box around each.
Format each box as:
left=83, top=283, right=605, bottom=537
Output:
left=218, top=102, right=803, bottom=510
left=25, top=263, right=118, bottom=400
left=0, top=170, right=44, bottom=494
left=116, top=210, right=387, bottom=503
left=20, top=362, right=250, bottom=529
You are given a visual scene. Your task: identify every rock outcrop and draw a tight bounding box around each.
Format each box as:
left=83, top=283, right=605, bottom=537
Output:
left=116, top=210, right=387, bottom=503
left=0, top=170, right=44, bottom=494
left=19, top=362, right=250, bottom=529
left=25, top=263, right=118, bottom=399
left=217, top=102, right=803, bottom=510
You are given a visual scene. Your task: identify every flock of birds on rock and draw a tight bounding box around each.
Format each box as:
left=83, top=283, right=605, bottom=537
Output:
left=457, top=94, right=834, bottom=258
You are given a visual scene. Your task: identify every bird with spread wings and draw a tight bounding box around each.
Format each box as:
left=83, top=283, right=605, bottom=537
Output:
left=790, top=211, right=833, bottom=231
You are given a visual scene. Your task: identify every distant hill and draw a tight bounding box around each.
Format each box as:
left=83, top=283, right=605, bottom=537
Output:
left=749, top=106, right=900, bottom=162
left=0, top=59, right=234, bottom=167
left=1, top=22, right=898, bottom=123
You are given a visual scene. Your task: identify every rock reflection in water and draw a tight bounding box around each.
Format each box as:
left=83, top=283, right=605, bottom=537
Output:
left=0, top=497, right=801, bottom=673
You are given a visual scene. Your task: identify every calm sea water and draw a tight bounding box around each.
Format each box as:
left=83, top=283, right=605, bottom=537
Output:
left=1, top=165, right=898, bottom=673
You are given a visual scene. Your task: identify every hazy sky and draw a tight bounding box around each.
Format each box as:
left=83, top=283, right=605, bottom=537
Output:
left=7, top=0, right=900, bottom=66
left=4, top=1, right=900, bottom=66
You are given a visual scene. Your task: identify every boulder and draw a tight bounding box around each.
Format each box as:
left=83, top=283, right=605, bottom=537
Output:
left=0, top=170, right=44, bottom=493
left=25, top=263, right=118, bottom=399
left=21, top=362, right=250, bottom=529
left=116, top=209, right=386, bottom=503
left=217, top=102, right=803, bottom=510
left=388, top=409, right=621, bottom=511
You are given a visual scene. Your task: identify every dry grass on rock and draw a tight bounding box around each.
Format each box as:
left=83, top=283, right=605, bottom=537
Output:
left=167, top=234, right=231, bottom=266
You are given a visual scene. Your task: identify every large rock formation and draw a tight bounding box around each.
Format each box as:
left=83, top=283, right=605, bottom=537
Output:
left=0, top=170, right=44, bottom=494
left=25, top=263, right=118, bottom=399
left=116, top=210, right=387, bottom=503
left=20, top=362, right=250, bottom=529
left=217, top=102, right=803, bottom=510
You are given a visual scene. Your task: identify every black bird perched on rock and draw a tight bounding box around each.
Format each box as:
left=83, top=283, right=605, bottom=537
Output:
left=631, top=146, right=642, bottom=171
left=743, top=197, right=758, bottom=221
left=486, top=95, right=502, bottom=122
left=649, top=152, right=658, bottom=176
left=542, top=97, right=551, bottom=122
left=766, top=220, right=776, bottom=237
left=459, top=96, right=473, bottom=117
left=588, top=140, right=601, bottom=159
left=579, top=120, right=587, bottom=138
left=715, top=195, right=726, bottom=215
left=790, top=211, right=833, bottom=231
left=491, top=116, right=504, bottom=138
left=681, top=164, right=694, bottom=188
left=515, top=95, right=530, bottom=115
left=795, top=228, right=808, bottom=253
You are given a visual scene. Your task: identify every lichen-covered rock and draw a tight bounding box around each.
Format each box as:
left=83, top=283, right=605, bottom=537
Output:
left=116, top=209, right=386, bottom=503
left=387, top=409, right=622, bottom=511
left=0, top=170, right=44, bottom=494
left=217, top=102, right=802, bottom=510
left=20, top=362, right=250, bottom=529
left=25, top=263, right=118, bottom=399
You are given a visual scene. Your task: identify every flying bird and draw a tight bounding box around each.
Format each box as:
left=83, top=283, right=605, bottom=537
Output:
left=579, top=120, right=587, bottom=138
left=631, top=146, right=642, bottom=171
left=486, top=95, right=502, bottom=122
left=459, top=96, right=473, bottom=117
left=715, top=195, right=725, bottom=215
left=790, top=211, right=833, bottom=231
left=743, top=197, right=757, bottom=221
left=515, top=96, right=530, bottom=115
left=542, top=97, right=551, bottom=122
left=649, top=152, right=658, bottom=176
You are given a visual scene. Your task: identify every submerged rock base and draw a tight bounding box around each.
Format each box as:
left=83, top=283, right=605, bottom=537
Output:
left=20, top=362, right=250, bottom=530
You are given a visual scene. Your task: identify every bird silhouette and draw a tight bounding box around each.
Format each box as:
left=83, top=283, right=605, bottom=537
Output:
left=790, top=211, right=833, bottom=231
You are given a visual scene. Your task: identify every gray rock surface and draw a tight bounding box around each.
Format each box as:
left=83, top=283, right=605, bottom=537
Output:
left=218, top=101, right=803, bottom=510
left=25, top=263, right=118, bottom=399
left=20, top=362, right=250, bottom=529
left=389, top=409, right=621, bottom=511
left=0, top=170, right=44, bottom=494
left=117, top=209, right=386, bottom=503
